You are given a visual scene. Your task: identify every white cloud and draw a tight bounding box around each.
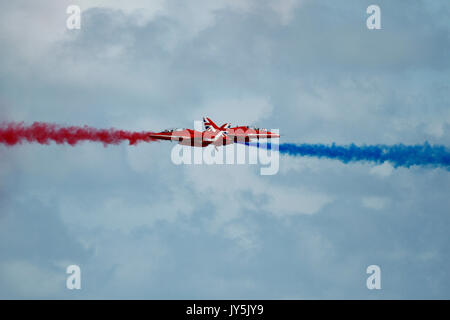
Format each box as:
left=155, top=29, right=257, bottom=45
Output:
left=0, top=260, right=64, bottom=298
left=197, top=96, right=274, bottom=126
left=182, top=164, right=333, bottom=248
left=362, top=196, right=389, bottom=210
left=370, top=162, right=394, bottom=178
left=2, top=0, right=450, bottom=299
left=425, top=122, right=445, bottom=138
left=265, top=187, right=332, bottom=216
left=59, top=186, right=194, bottom=233
left=270, top=0, right=303, bottom=25
left=126, top=142, right=173, bottom=173
left=223, top=223, right=258, bottom=250
left=80, top=0, right=165, bottom=23
left=0, top=0, right=302, bottom=67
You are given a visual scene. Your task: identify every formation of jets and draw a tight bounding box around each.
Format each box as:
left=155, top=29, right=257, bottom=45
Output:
left=148, top=117, right=280, bottom=148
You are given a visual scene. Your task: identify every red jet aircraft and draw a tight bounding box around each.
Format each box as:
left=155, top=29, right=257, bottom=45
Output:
left=148, top=117, right=279, bottom=147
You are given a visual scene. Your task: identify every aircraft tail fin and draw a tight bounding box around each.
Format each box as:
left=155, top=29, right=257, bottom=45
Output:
left=203, top=117, right=220, bottom=131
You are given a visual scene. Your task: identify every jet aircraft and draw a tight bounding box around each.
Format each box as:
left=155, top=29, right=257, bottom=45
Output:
left=148, top=117, right=279, bottom=147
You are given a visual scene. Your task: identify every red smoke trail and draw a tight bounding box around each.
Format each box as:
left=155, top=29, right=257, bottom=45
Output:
left=0, top=122, right=156, bottom=146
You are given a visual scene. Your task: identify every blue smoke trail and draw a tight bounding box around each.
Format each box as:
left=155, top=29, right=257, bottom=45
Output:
left=243, top=142, right=450, bottom=170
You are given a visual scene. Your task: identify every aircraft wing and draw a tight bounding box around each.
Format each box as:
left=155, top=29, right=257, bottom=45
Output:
left=227, top=131, right=279, bottom=140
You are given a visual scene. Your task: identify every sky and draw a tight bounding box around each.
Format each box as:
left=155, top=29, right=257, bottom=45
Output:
left=0, top=0, right=449, bottom=299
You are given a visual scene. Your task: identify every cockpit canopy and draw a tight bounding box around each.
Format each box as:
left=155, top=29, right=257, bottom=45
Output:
left=163, top=128, right=188, bottom=132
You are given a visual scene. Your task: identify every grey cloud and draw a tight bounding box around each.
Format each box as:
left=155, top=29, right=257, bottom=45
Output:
left=1, top=0, right=449, bottom=299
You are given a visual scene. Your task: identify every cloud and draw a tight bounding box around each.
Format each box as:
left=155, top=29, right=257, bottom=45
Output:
left=178, top=164, right=333, bottom=250
left=361, top=196, right=389, bottom=210
left=370, top=162, right=394, bottom=177
left=0, top=260, right=65, bottom=298
left=1, top=0, right=450, bottom=299
left=197, top=96, right=274, bottom=125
